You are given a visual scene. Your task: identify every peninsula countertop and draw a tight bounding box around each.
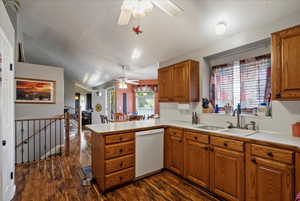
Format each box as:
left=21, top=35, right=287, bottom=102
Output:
left=86, top=119, right=300, bottom=151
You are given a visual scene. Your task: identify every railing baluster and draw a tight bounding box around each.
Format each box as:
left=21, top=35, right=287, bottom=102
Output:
left=28, top=120, right=30, bottom=163
left=44, top=120, right=46, bottom=159
left=50, top=120, right=52, bottom=158
left=33, top=120, right=35, bottom=161
left=39, top=120, right=41, bottom=160
left=15, top=121, right=17, bottom=164
left=55, top=120, right=57, bottom=157
left=60, top=119, right=62, bottom=155
left=21, top=121, right=24, bottom=163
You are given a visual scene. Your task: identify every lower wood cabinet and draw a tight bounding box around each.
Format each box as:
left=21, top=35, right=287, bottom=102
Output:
left=184, top=132, right=210, bottom=188
left=165, top=128, right=184, bottom=175
left=210, top=147, right=245, bottom=201
left=246, top=144, right=294, bottom=201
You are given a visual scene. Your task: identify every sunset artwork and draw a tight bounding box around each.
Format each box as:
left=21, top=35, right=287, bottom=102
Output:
left=16, top=78, right=56, bottom=104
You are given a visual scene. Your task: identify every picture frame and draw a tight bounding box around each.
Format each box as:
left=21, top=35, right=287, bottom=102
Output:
left=15, top=78, right=56, bottom=104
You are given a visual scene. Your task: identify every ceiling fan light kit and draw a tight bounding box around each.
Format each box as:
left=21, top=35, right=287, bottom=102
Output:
left=215, top=22, right=227, bottom=35
left=118, top=0, right=183, bottom=26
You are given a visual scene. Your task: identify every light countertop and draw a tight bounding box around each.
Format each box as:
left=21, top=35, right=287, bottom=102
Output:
left=86, top=119, right=300, bottom=151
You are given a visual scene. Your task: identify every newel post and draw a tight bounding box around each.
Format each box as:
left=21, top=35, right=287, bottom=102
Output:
left=65, top=112, right=70, bottom=156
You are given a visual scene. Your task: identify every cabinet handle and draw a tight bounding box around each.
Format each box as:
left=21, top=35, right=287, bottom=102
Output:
left=204, top=146, right=209, bottom=151
left=251, top=158, right=257, bottom=164
left=120, top=137, right=123, bottom=141
left=223, top=142, right=228, bottom=147
left=119, top=176, right=123, bottom=180
left=267, top=152, right=274, bottom=157
left=210, top=147, right=214, bottom=152
left=119, top=149, right=123, bottom=153
left=194, top=136, right=198, bottom=140
left=276, top=93, right=281, bottom=98
left=120, top=162, right=123, bottom=167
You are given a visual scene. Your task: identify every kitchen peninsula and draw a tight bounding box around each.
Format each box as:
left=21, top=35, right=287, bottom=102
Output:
left=87, top=119, right=300, bottom=201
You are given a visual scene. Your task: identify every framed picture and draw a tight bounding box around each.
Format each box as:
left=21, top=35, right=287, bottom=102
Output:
left=15, top=78, right=56, bottom=104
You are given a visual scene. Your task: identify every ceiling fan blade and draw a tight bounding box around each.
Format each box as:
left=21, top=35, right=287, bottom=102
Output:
left=126, top=80, right=139, bottom=85
left=118, top=10, right=132, bottom=25
left=152, top=0, right=183, bottom=16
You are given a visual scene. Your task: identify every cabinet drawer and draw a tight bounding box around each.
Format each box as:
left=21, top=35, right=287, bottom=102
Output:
left=105, top=168, right=134, bottom=189
left=168, top=128, right=183, bottom=138
left=105, top=133, right=134, bottom=145
left=105, top=142, right=134, bottom=159
left=185, top=131, right=209, bottom=144
left=105, top=154, right=134, bottom=174
left=251, top=144, right=294, bottom=164
left=211, top=136, right=244, bottom=152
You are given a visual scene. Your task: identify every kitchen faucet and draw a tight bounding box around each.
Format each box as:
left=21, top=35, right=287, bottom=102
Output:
left=232, top=104, right=241, bottom=128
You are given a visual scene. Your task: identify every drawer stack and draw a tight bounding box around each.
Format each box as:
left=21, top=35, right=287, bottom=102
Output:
left=92, top=132, right=135, bottom=192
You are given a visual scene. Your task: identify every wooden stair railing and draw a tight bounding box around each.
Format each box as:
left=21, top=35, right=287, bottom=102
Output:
left=15, top=112, right=71, bottom=164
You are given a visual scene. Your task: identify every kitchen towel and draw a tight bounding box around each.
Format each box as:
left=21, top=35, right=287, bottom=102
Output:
left=296, top=193, right=300, bottom=201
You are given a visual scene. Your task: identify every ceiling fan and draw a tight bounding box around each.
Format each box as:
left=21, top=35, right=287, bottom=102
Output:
left=118, top=0, right=183, bottom=25
left=114, top=66, right=139, bottom=88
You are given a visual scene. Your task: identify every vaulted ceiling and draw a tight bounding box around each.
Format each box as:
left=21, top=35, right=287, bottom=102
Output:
left=20, top=0, right=300, bottom=87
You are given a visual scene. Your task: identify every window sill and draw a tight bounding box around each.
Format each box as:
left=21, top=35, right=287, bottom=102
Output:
left=201, top=112, right=272, bottom=120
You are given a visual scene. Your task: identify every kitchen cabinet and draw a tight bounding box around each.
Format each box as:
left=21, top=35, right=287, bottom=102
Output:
left=246, top=144, right=294, bottom=201
left=158, top=66, right=173, bottom=102
left=210, top=147, right=245, bottom=201
left=158, top=60, right=199, bottom=103
left=272, top=25, right=300, bottom=100
left=184, top=132, right=210, bottom=188
left=165, top=128, right=184, bottom=175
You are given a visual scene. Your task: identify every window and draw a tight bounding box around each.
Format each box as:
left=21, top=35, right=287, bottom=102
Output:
left=136, top=92, right=155, bottom=116
left=210, top=54, right=271, bottom=112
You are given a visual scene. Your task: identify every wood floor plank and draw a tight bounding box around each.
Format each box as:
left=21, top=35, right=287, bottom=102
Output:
left=13, top=130, right=221, bottom=201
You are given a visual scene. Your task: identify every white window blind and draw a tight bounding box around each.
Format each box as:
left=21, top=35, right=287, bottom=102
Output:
left=211, top=54, right=271, bottom=111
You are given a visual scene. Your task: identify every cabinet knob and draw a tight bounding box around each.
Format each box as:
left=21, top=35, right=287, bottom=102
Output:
left=119, top=149, right=123, bottom=153
left=267, top=152, right=274, bottom=157
left=252, top=158, right=257, bottom=164
left=120, top=162, right=123, bottom=167
left=194, top=136, right=198, bottom=140
left=204, top=146, right=209, bottom=151
left=119, top=176, right=123, bottom=180
left=120, top=137, right=123, bottom=141
left=224, top=142, right=228, bottom=147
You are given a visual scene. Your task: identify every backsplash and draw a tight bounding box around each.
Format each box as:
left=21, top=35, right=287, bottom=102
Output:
left=160, top=101, right=300, bottom=135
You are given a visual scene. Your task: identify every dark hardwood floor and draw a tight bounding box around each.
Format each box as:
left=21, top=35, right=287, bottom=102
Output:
left=13, top=130, right=222, bottom=201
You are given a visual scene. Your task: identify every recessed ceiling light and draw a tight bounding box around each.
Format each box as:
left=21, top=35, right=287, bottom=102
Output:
left=215, top=22, right=227, bottom=35
left=132, top=48, right=141, bottom=59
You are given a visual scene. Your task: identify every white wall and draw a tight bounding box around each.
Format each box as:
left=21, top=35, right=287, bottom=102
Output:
left=15, top=62, right=64, bottom=119
left=159, top=12, right=300, bottom=135
left=92, top=89, right=107, bottom=124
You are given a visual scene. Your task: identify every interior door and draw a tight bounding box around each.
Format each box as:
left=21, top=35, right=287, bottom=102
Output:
left=247, top=156, right=294, bottom=201
left=0, top=29, right=15, bottom=201
left=210, top=147, right=245, bottom=201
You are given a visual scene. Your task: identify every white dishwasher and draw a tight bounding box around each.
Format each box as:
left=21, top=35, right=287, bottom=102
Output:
left=135, top=128, right=164, bottom=178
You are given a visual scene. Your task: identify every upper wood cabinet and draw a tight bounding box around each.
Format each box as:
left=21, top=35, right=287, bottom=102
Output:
left=272, top=25, right=300, bottom=100
left=158, top=60, right=199, bottom=103
left=158, top=66, right=174, bottom=102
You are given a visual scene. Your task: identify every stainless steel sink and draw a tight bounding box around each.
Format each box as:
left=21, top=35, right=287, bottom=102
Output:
left=220, top=128, right=257, bottom=136
left=196, top=125, right=225, bottom=131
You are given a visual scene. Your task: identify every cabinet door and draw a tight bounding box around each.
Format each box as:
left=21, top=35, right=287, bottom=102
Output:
left=173, top=62, right=189, bottom=102
left=158, top=66, right=173, bottom=102
left=210, top=147, right=245, bottom=201
left=165, top=131, right=184, bottom=175
left=184, top=139, right=210, bottom=188
left=272, top=26, right=300, bottom=100
left=247, top=156, right=294, bottom=201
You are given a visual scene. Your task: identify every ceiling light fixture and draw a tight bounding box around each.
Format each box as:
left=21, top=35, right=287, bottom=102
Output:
left=132, top=48, right=141, bottom=59
left=119, top=80, right=128, bottom=89
left=215, top=22, right=227, bottom=35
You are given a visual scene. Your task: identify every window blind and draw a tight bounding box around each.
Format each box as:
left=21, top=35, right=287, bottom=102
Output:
left=210, top=54, right=271, bottom=110
left=240, top=54, right=271, bottom=109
